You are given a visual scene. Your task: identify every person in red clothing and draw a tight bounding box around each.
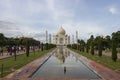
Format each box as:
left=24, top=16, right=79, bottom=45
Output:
left=9, top=47, right=12, bottom=56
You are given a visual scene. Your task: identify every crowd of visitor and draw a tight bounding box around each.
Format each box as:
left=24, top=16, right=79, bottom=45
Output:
left=6, top=46, right=26, bottom=56
left=0, top=45, right=40, bottom=56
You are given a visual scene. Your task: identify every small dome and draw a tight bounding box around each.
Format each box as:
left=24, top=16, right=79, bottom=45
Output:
left=57, top=27, right=66, bottom=35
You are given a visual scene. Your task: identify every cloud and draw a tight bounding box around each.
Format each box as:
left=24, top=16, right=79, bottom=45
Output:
left=0, top=0, right=120, bottom=42
left=0, top=20, right=20, bottom=33
left=62, top=21, right=106, bottom=40
left=109, top=6, right=119, bottom=14
left=0, top=20, right=45, bottom=41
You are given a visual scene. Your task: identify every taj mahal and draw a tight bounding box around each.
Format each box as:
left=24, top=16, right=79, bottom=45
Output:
left=46, top=26, right=77, bottom=45
left=52, top=27, right=70, bottom=46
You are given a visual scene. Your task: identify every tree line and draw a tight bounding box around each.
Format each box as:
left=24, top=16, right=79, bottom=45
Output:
left=67, top=31, right=120, bottom=62
left=0, top=33, right=56, bottom=57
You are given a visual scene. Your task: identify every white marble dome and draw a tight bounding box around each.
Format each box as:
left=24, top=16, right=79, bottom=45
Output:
left=57, top=27, right=66, bottom=35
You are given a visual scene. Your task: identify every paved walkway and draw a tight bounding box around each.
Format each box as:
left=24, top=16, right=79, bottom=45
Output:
left=0, top=48, right=120, bottom=80
left=102, top=51, right=120, bottom=59
left=0, top=52, right=25, bottom=60
left=95, top=51, right=120, bottom=59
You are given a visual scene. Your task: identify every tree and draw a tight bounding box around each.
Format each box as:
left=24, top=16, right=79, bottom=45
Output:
left=0, top=33, right=4, bottom=40
left=81, top=40, right=85, bottom=52
left=0, top=33, right=6, bottom=46
left=112, top=31, right=120, bottom=49
left=78, top=39, right=85, bottom=52
left=105, top=35, right=111, bottom=49
left=26, top=39, right=30, bottom=57
left=41, top=43, right=43, bottom=51
left=98, top=37, right=102, bottom=57
left=112, top=37, right=117, bottom=62
left=46, top=43, right=48, bottom=50
left=91, top=41, right=94, bottom=55
left=90, top=35, right=94, bottom=55
left=86, top=40, right=89, bottom=53
left=71, top=44, right=77, bottom=49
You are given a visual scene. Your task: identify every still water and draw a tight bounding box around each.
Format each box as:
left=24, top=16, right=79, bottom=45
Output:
left=31, top=46, right=101, bottom=79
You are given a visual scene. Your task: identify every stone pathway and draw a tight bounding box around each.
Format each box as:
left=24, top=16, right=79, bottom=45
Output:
left=0, top=52, right=25, bottom=60
left=95, top=51, right=120, bottom=59
left=102, top=51, right=120, bottom=59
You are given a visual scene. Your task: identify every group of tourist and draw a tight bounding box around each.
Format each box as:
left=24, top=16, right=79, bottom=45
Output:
left=0, top=45, right=40, bottom=56
left=6, top=46, right=26, bottom=56
left=0, top=46, right=26, bottom=56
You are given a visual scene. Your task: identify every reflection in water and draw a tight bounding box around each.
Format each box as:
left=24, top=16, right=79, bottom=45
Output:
left=55, top=46, right=70, bottom=64
left=55, top=46, right=68, bottom=74
left=31, top=46, right=101, bottom=79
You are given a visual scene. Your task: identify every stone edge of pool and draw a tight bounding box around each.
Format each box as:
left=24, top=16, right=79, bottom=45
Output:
left=2, top=47, right=120, bottom=80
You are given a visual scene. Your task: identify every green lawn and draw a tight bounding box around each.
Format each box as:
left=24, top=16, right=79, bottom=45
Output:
left=0, top=48, right=54, bottom=77
left=70, top=48, right=120, bottom=73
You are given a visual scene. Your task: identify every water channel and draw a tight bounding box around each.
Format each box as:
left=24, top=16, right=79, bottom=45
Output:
left=31, top=46, right=101, bottom=79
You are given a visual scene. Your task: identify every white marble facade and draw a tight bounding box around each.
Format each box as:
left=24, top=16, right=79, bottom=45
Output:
left=53, top=27, right=70, bottom=46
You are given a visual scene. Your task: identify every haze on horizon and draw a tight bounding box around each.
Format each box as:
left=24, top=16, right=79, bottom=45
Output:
left=0, top=0, right=120, bottom=42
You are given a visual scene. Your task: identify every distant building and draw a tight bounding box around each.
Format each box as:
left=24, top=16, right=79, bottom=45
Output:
left=46, top=30, right=48, bottom=43
left=72, top=35, right=74, bottom=44
left=49, top=34, right=52, bottom=44
left=53, top=27, right=70, bottom=46
left=76, top=31, right=78, bottom=43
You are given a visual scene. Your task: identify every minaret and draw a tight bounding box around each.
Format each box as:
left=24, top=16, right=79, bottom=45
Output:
left=72, top=35, right=74, bottom=44
left=76, top=31, right=78, bottom=43
left=49, top=34, right=51, bottom=44
left=68, top=35, right=70, bottom=44
left=46, top=30, right=48, bottom=43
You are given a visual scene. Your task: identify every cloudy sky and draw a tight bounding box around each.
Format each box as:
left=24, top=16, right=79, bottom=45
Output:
left=0, top=0, right=120, bottom=42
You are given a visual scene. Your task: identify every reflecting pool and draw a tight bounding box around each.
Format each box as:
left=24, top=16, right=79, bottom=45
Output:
left=31, top=46, right=101, bottom=79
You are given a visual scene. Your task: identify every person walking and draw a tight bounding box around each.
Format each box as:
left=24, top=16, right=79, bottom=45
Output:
left=6, top=46, right=10, bottom=55
left=9, top=46, right=12, bottom=56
